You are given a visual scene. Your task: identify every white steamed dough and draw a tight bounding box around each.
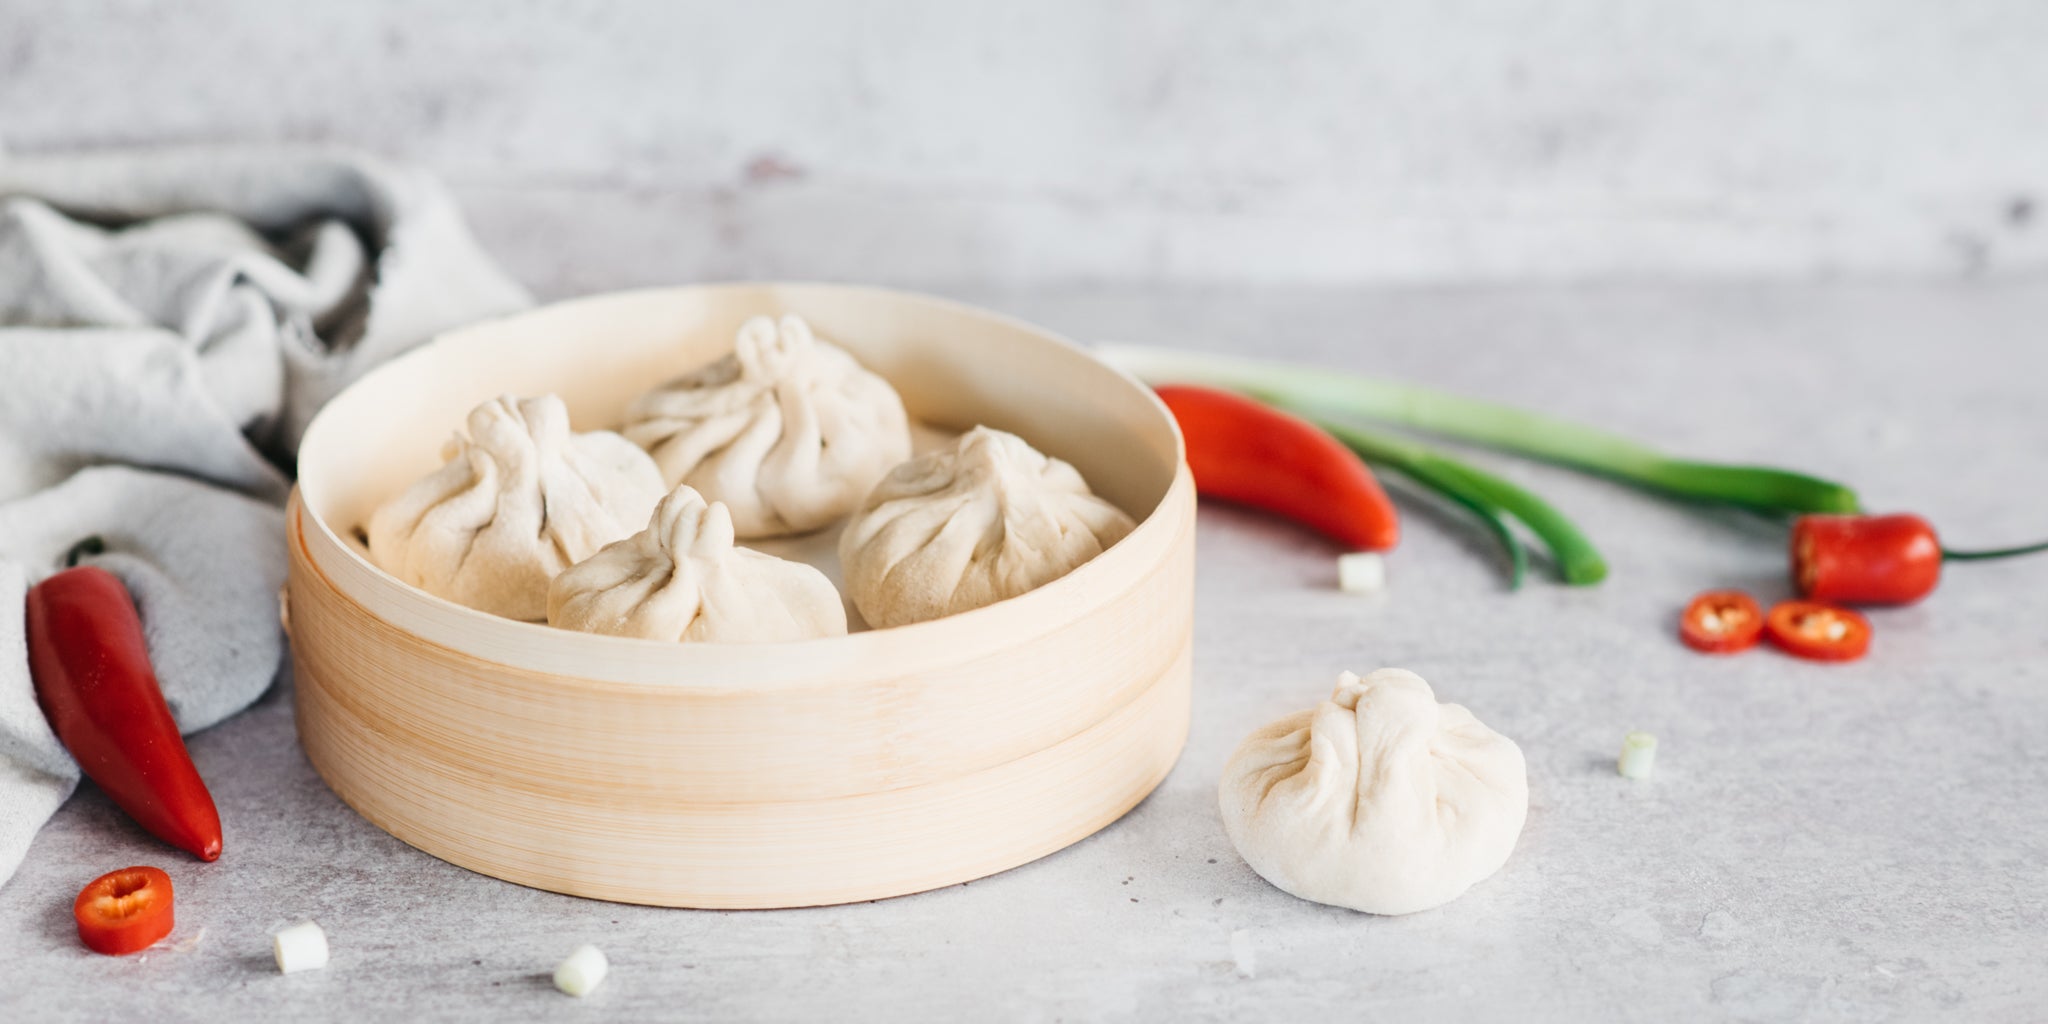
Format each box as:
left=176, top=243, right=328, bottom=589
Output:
left=623, top=314, right=911, bottom=539
left=1219, top=668, right=1528, bottom=915
left=548, top=485, right=847, bottom=643
left=367, top=393, right=667, bottom=621
left=838, top=426, right=1135, bottom=629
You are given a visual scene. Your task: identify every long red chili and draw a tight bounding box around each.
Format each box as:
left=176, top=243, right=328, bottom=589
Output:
left=25, top=551, right=223, bottom=862
left=1155, top=384, right=1400, bottom=551
left=1792, top=513, right=2048, bottom=605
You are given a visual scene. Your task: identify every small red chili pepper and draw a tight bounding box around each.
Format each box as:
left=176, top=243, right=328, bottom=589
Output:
left=1792, top=514, right=1942, bottom=605
left=1792, top=513, right=2048, bottom=606
left=1764, top=600, right=1872, bottom=662
left=1155, top=384, right=1400, bottom=551
left=26, top=543, right=224, bottom=862
left=1679, top=590, right=1763, bottom=654
left=73, top=866, right=176, bottom=956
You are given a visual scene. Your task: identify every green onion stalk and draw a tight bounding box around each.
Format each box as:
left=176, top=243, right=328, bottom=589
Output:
left=1103, top=346, right=1862, bottom=517
left=1323, top=418, right=1605, bottom=589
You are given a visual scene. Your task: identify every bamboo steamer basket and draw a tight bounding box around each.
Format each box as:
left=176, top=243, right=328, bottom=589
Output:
left=287, top=283, right=1194, bottom=909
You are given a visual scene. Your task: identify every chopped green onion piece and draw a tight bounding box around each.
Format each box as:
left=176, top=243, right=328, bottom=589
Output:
left=1337, top=552, right=1387, bottom=594
left=273, top=920, right=329, bottom=974
left=1104, top=346, right=1861, bottom=516
left=1618, top=731, right=1658, bottom=780
left=554, top=944, right=609, bottom=997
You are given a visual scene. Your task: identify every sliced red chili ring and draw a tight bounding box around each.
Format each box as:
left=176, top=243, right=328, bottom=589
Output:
left=1763, top=600, right=1871, bottom=662
left=74, top=866, right=175, bottom=956
left=1679, top=590, right=1764, bottom=653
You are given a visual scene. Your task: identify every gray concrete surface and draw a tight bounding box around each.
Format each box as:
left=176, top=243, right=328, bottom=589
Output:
left=9, top=1, right=2048, bottom=286
left=3, top=280, right=2046, bottom=1021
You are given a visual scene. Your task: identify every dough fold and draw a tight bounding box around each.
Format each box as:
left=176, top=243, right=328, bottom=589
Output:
left=549, top=485, right=847, bottom=643
left=1219, top=668, right=1528, bottom=915
left=367, top=393, right=666, bottom=621
left=838, top=426, right=1134, bottom=628
left=624, top=315, right=911, bottom=538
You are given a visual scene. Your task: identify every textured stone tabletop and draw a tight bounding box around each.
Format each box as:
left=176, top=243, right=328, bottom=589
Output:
left=3, top=281, right=2044, bottom=1022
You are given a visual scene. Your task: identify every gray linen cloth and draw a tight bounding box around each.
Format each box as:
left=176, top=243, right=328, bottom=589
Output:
left=0, top=147, right=531, bottom=886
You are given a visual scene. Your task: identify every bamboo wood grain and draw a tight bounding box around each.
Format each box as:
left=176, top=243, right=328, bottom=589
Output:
left=287, top=284, right=1195, bottom=908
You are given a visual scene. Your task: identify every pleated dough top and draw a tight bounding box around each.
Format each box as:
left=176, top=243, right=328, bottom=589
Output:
left=623, top=315, right=911, bottom=538
left=548, top=485, right=847, bottom=643
left=367, top=393, right=666, bottom=621
left=838, top=426, right=1135, bottom=628
left=1218, top=668, right=1528, bottom=915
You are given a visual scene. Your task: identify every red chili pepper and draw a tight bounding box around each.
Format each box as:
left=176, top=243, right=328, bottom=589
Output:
left=1792, top=513, right=2048, bottom=606
left=26, top=558, right=223, bottom=862
left=1764, top=600, right=1872, bottom=662
left=1155, top=384, right=1400, bottom=551
left=73, top=865, right=176, bottom=956
left=1679, top=590, right=1763, bottom=654
left=1791, top=514, right=1943, bottom=605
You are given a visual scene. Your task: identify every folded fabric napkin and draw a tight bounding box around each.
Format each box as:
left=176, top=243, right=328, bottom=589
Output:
left=0, top=146, right=531, bottom=886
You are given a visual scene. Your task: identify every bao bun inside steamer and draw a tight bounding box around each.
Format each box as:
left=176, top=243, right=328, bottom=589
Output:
left=288, top=284, right=1195, bottom=908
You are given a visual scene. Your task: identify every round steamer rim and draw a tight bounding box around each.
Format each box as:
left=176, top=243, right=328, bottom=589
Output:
left=295, top=282, right=1189, bottom=690
left=288, top=282, right=1197, bottom=907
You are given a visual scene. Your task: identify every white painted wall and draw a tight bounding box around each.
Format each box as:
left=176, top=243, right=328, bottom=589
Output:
left=5, top=0, right=2044, bottom=290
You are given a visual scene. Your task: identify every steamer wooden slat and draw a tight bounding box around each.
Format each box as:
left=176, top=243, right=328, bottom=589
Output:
left=288, top=284, right=1194, bottom=908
